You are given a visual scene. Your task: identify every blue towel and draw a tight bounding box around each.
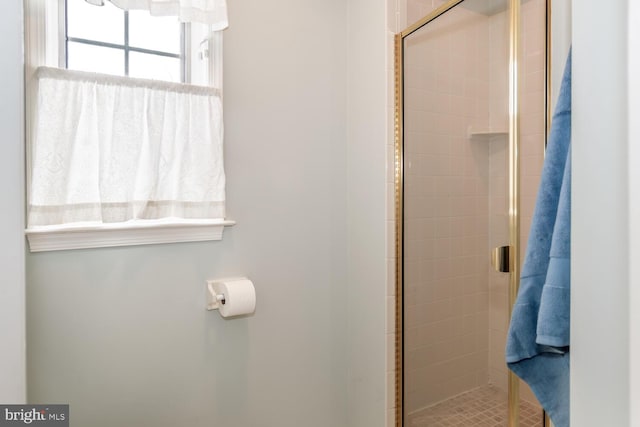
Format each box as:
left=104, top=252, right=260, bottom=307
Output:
left=505, top=49, right=571, bottom=427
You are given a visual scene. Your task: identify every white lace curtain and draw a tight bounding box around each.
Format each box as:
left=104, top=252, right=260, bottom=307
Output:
left=86, top=0, right=228, bottom=29
left=28, top=67, right=225, bottom=227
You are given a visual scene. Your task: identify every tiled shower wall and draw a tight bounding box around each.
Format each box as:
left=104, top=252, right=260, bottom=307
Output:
left=402, top=5, right=492, bottom=414
left=399, top=0, right=547, bottom=417
left=487, top=4, right=511, bottom=394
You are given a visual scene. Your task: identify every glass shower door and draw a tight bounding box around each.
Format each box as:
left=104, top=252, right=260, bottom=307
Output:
left=398, top=0, right=548, bottom=425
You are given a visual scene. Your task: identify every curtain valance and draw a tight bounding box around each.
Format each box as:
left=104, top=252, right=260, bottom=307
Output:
left=86, top=0, right=228, bottom=29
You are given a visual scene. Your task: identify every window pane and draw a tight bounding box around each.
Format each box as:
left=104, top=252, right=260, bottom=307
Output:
left=129, top=53, right=181, bottom=82
left=66, top=0, right=124, bottom=45
left=67, top=42, right=125, bottom=76
left=128, top=11, right=182, bottom=55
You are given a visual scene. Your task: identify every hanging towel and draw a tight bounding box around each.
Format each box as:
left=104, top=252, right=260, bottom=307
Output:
left=505, top=49, right=571, bottom=427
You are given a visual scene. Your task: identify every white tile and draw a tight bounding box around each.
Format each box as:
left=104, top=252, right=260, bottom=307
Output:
left=387, top=257, right=396, bottom=296
left=387, top=370, right=396, bottom=409
left=386, top=409, right=395, bottom=427
left=387, top=333, right=397, bottom=372
left=387, top=296, right=396, bottom=333
left=387, top=183, right=397, bottom=221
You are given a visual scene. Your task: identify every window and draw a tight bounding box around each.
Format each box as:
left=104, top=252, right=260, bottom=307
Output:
left=24, top=0, right=232, bottom=252
left=57, top=0, right=222, bottom=87
left=65, top=0, right=185, bottom=82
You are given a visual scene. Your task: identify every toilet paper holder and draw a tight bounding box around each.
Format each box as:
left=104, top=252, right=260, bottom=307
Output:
left=206, top=280, right=226, bottom=310
left=206, top=277, right=256, bottom=317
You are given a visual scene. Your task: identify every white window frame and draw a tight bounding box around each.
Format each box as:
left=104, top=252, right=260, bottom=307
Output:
left=33, top=0, right=223, bottom=91
left=24, top=0, right=233, bottom=252
left=63, top=1, right=187, bottom=82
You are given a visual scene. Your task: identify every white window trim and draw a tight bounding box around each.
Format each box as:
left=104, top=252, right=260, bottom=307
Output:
left=26, top=219, right=235, bottom=252
left=23, top=0, right=232, bottom=252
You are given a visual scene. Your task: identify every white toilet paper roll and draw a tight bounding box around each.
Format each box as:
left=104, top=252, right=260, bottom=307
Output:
left=212, top=278, right=256, bottom=318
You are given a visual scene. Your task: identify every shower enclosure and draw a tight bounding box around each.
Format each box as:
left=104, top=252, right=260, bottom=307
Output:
left=394, top=0, right=550, bottom=426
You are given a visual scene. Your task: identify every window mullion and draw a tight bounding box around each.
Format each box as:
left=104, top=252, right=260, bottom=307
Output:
left=62, top=0, right=68, bottom=68
left=182, top=24, right=188, bottom=84
left=124, top=10, right=129, bottom=76
left=64, top=0, right=70, bottom=68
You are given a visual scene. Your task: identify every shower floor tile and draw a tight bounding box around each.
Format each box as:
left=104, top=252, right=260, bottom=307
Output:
left=407, top=385, right=543, bottom=427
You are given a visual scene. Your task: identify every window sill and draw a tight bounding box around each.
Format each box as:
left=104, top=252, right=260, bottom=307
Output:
left=25, top=219, right=236, bottom=252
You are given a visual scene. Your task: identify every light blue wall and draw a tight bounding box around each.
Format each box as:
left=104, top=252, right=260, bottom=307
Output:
left=0, top=0, right=27, bottom=404
left=27, top=1, right=353, bottom=426
left=346, top=0, right=389, bottom=426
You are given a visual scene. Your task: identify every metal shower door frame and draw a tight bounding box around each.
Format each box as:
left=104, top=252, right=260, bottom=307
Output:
left=393, top=1, right=552, bottom=425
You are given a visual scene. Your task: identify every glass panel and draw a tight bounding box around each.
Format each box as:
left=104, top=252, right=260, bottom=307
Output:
left=128, top=10, right=182, bottom=54
left=66, top=0, right=124, bottom=45
left=129, top=52, right=181, bottom=82
left=517, top=0, right=548, bottom=419
left=67, top=42, right=125, bottom=76
left=401, top=0, right=547, bottom=425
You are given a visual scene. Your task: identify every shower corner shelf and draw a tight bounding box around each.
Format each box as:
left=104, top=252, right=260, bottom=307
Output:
left=467, top=128, right=508, bottom=139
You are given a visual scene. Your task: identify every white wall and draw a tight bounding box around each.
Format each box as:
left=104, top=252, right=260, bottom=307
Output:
left=572, top=1, right=631, bottom=426
left=27, top=1, right=352, bottom=426
left=12, top=1, right=394, bottom=425
left=550, top=0, right=571, bottom=111
left=0, top=1, right=27, bottom=404
left=629, top=4, right=640, bottom=426
left=346, top=0, right=389, bottom=426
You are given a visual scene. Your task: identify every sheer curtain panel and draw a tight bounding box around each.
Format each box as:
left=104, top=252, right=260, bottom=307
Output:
left=28, top=67, right=225, bottom=228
